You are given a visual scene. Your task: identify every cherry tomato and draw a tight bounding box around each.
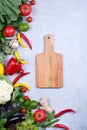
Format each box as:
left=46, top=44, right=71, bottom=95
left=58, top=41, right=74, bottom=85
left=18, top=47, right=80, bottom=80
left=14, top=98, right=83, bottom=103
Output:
left=3, top=25, right=16, bottom=37
left=21, top=87, right=27, bottom=92
left=19, top=3, right=32, bottom=16
left=30, top=0, right=35, bottom=5
left=26, top=16, right=32, bottom=23
left=20, top=108, right=26, bottom=114
left=34, top=109, right=46, bottom=122
left=24, top=96, right=29, bottom=101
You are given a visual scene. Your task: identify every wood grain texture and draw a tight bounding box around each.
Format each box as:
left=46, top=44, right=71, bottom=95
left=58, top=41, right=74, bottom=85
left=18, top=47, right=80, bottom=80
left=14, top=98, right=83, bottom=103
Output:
left=36, top=35, right=63, bottom=88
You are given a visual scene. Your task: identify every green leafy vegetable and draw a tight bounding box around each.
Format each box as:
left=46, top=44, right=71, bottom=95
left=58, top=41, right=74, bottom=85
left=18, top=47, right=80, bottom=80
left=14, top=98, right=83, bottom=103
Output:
left=21, top=0, right=28, bottom=2
left=45, top=110, right=55, bottom=122
left=0, top=75, right=10, bottom=83
left=2, top=46, right=12, bottom=55
left=12, top=87, right=21, bottom=101
left=2, top=0, right=20, bottom=21
left=0, top=0, right=24, bottom=25
left=16, top=114, right=39, bottom=130
left=0, top=32, right=5, bottom=44
left=0, top=119, right=7, bottom=130
left=8, top=0, right=22, bottom=7
left=0, top=22, right=4, bottom=30
left=38, top=111, right=60, bottom=128
left=0, top=52, right=5, bottom=63
left=10, top=16, right=23, bottom=28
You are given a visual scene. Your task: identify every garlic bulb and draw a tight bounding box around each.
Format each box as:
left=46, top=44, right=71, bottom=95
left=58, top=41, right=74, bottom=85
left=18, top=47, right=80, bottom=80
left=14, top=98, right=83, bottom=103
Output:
left=9, top=38, right=19, bottom=48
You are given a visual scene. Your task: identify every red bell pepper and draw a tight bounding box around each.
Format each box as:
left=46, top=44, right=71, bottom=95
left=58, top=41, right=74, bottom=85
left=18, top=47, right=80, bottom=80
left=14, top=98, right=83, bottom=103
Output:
left=5, top=57, right=22, bottom=75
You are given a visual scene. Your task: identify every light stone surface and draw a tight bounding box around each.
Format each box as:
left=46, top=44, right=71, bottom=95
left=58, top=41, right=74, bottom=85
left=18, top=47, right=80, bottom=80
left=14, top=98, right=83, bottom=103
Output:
left=9, top=0, right=87, bottom=130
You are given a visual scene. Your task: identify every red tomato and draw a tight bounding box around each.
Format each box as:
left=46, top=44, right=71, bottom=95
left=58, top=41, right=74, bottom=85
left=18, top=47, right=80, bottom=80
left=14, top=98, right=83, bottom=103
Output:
left=30, top=0, right=35, bottom=5
left=24, top=96, right=29, bottom=101
left=3, top=26, right=16, bottom=37
left=20, top=108, right=26, bottom=114
left=19, top=3, right=32, bottom=16
left=34, top=109, right=46, bottom=122
left=26, top=16, right=32, bottom=23
left=21, top=87, right=27, bottom=93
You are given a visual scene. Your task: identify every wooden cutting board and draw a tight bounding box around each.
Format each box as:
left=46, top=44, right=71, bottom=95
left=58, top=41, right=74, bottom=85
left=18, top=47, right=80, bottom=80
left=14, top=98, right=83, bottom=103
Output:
left=36, top=35, right=63, bottom=88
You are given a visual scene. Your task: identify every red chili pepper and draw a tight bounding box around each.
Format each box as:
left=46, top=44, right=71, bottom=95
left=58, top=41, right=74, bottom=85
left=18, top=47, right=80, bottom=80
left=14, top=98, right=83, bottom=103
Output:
left=20, top=33, right=32, bottom=50
left=5, top=57, right=22, bottom=75
left=55, top=109, right=76, bottom=118
left=13, top=72, right=30, bottom=84
left=54, top=124, right=69, bottom=130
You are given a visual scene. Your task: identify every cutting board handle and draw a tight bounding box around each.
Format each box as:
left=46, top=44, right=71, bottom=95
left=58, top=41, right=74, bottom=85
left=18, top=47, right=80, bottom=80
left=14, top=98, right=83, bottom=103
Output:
left=44, top=35, right=54, bottom=53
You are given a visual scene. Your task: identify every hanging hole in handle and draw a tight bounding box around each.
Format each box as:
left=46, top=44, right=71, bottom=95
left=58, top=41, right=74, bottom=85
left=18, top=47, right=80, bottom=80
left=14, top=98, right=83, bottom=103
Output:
left=48, top=36, right=50, bottom=39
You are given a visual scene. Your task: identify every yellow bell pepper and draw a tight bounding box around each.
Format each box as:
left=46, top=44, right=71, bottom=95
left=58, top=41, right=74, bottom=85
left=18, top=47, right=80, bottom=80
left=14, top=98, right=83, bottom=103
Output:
left=14, top=50, right=28, bottom=64
left=17, top=33, right=27, bottom=48
left=14, top=82, right=30, bottom=90
left=0, top=63, right=4, bottom=76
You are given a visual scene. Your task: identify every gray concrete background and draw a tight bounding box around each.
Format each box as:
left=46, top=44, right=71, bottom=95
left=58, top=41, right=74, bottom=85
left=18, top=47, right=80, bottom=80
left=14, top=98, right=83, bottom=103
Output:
left=9, top=0, right=87, bottom=129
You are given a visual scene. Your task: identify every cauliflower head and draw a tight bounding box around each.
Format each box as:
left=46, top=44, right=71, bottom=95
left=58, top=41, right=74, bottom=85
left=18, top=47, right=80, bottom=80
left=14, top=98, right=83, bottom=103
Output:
left=0, top=80, right=13, bottom=104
